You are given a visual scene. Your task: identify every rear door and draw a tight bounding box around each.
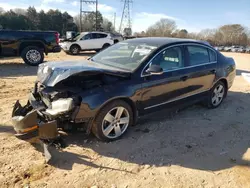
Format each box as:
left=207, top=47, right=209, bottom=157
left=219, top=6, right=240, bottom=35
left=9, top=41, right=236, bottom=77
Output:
left=94, top=33, right=109, bottom=49
left=183, top=45, right=217, bottom=96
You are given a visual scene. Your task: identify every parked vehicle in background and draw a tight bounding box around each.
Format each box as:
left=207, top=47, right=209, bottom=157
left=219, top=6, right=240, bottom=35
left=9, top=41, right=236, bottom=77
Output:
left=218, top=46, right=225, bottom=51
left=0, top=30, right=61, bottom=66
left=110, top=32, right=124, bottom=43
left=59, top=31, right=114, bottom=55
left=246, top=47, right=250, bottom=53
left=12, top=37, right=236, bottom=142
left=224, top=46, right=232, bottom=52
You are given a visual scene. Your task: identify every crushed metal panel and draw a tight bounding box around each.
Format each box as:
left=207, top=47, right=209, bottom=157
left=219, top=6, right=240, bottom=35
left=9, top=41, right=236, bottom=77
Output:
left=39, top=120, right=58, bottom=139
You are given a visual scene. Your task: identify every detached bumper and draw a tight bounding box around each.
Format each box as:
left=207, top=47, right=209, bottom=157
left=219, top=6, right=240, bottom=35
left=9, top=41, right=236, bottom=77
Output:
left=12, top=100, right=58, bottom=142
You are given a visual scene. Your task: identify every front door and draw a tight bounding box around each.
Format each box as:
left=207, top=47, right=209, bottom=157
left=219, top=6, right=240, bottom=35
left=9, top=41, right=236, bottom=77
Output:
left=79, top=33, right=94, bottom=50
left=140, top=46, right=190, bottom=112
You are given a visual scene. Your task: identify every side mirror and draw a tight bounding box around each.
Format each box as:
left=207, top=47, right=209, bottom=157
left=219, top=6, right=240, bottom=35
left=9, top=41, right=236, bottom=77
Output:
left=146, top=64, right=163, bottom=75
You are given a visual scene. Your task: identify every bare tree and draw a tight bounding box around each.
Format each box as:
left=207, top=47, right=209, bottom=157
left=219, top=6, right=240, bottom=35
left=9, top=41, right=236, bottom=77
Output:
left=146, top=18, right=177, bottom=37
left=102, top=18, right=114, bottom=32
left=0, top=7, right=4, bottom=15
left=13, top=8, right=27, bottom=16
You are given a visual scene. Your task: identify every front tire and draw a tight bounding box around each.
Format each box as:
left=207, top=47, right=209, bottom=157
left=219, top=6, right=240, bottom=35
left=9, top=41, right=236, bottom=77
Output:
left=92, top=100, right=133, bottom=142
left=21, top=46, right=44, bottom=66
left=70, top=45, right=80, bottom=55
left=206, top=81, right=227, bottom=108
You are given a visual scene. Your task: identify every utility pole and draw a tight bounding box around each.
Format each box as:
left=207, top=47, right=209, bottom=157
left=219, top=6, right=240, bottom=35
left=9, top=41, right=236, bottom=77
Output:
left=119, top=0, right=133, bottom=35
left=79, top=0, right=98, bottom=32
left=114, top=12, right=116, bottom=31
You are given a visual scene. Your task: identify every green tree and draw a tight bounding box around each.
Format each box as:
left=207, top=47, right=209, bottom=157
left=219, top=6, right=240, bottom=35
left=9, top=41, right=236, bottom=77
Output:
left=37, top=10, right=50, bottom=30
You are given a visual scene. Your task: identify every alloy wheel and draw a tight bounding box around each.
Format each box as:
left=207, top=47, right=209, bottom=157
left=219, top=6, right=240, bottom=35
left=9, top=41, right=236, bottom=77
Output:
left=102, top=106, right=130, bottom=139
left=26, top=49, right=41, bottom=64
left=211, top=84, right=225, bottom=106
left=72, top=47, right=78, bottom=54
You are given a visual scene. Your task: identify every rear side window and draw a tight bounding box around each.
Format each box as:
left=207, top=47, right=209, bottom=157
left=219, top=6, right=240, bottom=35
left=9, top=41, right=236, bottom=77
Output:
left=92, top=33, right=107, bottom=39
left=98, top=33, right=107, bottom=38
left=187, top=46, right=209, bottom=66
left=208, top=49, right=217, bottom=62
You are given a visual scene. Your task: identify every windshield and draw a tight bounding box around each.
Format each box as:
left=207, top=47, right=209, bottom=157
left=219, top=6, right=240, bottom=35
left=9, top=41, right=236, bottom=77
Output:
left=73, top=32, right=87, bottom=40
left=91, top=42, right=157, bottom=71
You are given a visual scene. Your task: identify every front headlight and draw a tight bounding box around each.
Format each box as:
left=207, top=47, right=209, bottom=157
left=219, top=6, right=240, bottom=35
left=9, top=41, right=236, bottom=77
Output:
left=46, top=98, right=74, bottom=116
left=37, top=64, right=52, bottom=84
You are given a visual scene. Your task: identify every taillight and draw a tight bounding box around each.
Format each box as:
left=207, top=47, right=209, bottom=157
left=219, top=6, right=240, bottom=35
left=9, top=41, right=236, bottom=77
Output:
left=55, top=32, right=59, bottom=44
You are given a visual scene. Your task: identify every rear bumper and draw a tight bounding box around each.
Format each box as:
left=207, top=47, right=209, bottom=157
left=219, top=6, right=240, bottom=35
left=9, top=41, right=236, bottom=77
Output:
left=51, top=45, right=61, bottom=53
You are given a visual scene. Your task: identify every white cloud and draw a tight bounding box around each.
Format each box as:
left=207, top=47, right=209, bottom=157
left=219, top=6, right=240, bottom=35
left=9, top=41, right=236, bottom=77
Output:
left=132, top=12, right=179, bottom=33
left=88, top=4, right=115, bottom=13
left=42, top=0, right=65, bottom=3
left=0, top=2, right=27, bottom=11
left=71, top=1, right=78, bottom=6
left=136, top=12, right=180, bottom=21
left=131, top=12, right=204, bottom=33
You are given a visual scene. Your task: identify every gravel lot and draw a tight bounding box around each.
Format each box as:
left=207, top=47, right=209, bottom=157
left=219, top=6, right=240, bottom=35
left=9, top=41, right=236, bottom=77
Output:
left=0, top=51, right=250, bottom=188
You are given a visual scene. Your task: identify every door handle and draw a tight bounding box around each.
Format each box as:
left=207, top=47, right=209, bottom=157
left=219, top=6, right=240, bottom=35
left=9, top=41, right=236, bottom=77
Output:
left=180, top=76, right=188, bottom=81
left=210, top=69, right=216, bottom=74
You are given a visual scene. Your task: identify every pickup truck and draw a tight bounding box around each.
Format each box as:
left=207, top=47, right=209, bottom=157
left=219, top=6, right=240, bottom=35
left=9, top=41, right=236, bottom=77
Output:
left=0, top=30, right=61, bottom=66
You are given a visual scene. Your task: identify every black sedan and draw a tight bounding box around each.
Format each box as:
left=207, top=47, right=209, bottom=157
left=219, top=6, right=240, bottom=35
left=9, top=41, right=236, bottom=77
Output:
left=12, top=37, right=236, bottom=142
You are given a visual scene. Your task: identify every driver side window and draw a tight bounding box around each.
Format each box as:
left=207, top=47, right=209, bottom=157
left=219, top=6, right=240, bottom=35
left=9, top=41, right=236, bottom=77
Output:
left=82, top=34, right=92, bottom=40
left=151, top=46, right=184, bottom=71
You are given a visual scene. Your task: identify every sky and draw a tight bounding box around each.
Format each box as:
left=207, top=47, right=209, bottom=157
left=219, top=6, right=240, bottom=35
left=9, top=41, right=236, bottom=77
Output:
left=0, top=0, right=250, bottom=33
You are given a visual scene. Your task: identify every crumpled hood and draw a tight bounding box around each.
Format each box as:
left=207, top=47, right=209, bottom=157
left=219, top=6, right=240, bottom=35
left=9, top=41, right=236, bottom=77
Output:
left=38, top=60, right=131, bottom=87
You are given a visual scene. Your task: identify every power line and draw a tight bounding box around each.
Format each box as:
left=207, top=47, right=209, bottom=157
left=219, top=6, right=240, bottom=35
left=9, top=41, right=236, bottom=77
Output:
left=119, top=0, right=133, bottom=35
left=79, top=0, right=98, bottom=32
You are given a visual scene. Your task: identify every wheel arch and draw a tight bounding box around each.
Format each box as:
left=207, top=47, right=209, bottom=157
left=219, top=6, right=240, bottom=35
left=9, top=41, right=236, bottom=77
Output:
left=213, top=78, right=228, bottom=97
left=70, top=43, right=81, bottom=50
left=218, top=78, right=228, bottom=90
left=19, top=41, right=46, bottom=55
left=94, top=97, right=138, bottom=126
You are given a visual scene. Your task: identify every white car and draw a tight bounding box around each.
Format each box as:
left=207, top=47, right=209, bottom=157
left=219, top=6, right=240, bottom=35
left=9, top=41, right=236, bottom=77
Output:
left=59, top=32, right=114, bottom=55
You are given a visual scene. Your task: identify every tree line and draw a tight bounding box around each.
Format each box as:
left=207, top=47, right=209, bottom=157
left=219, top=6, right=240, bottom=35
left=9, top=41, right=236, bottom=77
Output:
left=135, top=18, right=250, bottom=46
left=0, top=7, right=249, bottom=46
left=0, top=7, right=114, bottom=36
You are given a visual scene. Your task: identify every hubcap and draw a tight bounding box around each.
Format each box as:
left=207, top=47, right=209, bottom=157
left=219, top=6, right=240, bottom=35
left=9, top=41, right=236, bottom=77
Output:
left=26, top=50, right=41, bottom=63
left=212, top=84, right=224, bottom=106
left=102, top=107, right=130, bottom=139
left=72, top=47, right=78, bottom=54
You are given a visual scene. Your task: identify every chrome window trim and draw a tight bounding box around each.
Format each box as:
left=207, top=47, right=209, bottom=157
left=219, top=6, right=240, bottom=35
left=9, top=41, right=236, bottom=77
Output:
left=144, top=89, right=210, bottom=110
left=141, top=43, right=218, bottom=77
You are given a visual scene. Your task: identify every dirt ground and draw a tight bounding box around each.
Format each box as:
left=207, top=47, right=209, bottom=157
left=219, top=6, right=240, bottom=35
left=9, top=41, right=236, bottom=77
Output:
left=0, top=51, right=250, bottom=188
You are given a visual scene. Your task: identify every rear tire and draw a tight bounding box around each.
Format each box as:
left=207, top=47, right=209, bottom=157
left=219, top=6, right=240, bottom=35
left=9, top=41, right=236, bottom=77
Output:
left=206, top=81, right=227, bottom=109
left=70, top=45, right=80, bottom=55
left=92, top=100, right=133, bottom=142
left=102, top=43, right=110, bottom=50
left=21, top=46, right=44, bottom=66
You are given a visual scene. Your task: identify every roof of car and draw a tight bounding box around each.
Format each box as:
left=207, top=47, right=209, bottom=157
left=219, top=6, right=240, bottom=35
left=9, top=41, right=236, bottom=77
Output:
left=124, top=37, right=211, bottom=47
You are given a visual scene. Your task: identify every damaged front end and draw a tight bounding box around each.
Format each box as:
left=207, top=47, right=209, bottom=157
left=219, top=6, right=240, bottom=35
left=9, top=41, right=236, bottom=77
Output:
left=11, top=60, right=130, bottom=161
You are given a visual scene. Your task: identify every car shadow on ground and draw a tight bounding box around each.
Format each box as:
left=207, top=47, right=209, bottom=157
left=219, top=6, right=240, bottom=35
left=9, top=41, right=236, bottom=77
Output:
left=43, top=90, right=250, bottom=172
left=236, top=69, right=250, bottom=76
left=0, top=63, right=38, bottom=77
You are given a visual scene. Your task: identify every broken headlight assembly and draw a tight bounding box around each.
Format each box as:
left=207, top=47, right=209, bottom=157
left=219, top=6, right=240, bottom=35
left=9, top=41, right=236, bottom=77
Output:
left=37, top=64, right=53, bottom=84
left=46, top=98, right=74, bottom=116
